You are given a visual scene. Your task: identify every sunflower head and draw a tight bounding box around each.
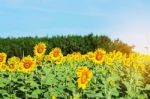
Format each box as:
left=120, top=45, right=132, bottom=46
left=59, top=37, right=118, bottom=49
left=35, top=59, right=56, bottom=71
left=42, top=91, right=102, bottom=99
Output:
left=35, top=56, right=44, bottom=65
left=55, top=56, right=64, bottom=65
left=34, top=42, right=46, bottom=57
left=104, top=53, right=114, bottom=65
left=19, top=55, right=36, bottom=73
left=44, top=55, right=52, bottom=62
left=93, top=49, right=106, bottom=64
left=129, top=52, right=140, bottom=61
left=86, top=52, right=94, bottom=60
left=76, top=66, right=92, bottom=90
left=0, top=64, right=7, bottom=72
left=50, top=48, right=63, bottom=61
left=0, top=53, right=7, bottom=64
left=7, top=56, right=20, bottom=72
left=8, top=56, right=20, bottom=64
left=8, top=64, right=16, bottom=72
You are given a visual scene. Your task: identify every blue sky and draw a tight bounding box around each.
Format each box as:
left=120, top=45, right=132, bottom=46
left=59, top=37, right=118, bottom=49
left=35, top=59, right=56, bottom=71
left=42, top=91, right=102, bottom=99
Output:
left=0, top=0, right=150, bottom=53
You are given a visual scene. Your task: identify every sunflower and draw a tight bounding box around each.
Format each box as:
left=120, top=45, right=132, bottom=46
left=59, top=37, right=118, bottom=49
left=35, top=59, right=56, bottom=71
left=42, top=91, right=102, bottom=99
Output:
left=8, top=64, right=16, bottom=72
left=35, top=56, right=44, bottom=65
left=49, top=48, right=63, bottom=61
left=19, top=55, right=36, bottom=73
left=7, top=56, right=20, bottom=72
left=8, top=56, right=20, bottom=64
left=104, top=55, right=113, bottom=65
left=93, top=49, right=106, bottom=64
left=104, top=52, right=115, bottom=65
left=86, top=52, right=94, bottom=60
left=122, top=58, right=131, bottom=67
left=0, top=64, right=7, bottom=72
left=44, top=55, right=51, bottom=62
left=0, top=53, right=7, bottom=64
left=140, top=64, right=145, bottom=72
left=66, top=52, right=83, bottom=62
left=55, top=56, right=64, bottom=65
left=76, top=66, right=92, bottom=90
left=34, top=42, right=46, bottom=57
left=51, top=95, right=56, bottom=99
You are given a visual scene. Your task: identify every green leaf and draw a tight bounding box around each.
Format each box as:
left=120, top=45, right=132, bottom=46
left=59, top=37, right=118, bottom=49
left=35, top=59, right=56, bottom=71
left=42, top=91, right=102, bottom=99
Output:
left=111, top=88, right=119, bottom=96
left=19, top=86, right=28, bottom=92
left=30, top=89, right=42, bottom=98
left=28, top=80, right=38, bottom=88
left=87, top=92, right=103, bottom=98
left=145, top=84, right=150, bottom=90
left=0, top=89, right=7, bottom=94
left=44, top=92, right=50, bottom=98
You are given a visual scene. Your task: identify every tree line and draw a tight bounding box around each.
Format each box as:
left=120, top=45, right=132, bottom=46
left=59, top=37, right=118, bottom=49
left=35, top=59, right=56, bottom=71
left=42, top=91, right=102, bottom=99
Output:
left=0, top=34, right=134, bottom=58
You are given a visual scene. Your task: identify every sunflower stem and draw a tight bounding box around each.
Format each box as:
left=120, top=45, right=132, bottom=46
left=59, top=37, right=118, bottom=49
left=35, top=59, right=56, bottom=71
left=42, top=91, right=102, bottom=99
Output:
left=81, top=90, right=84, bottom=98
left=24, top=73, right=28, bottom=99
left=41, top=63, right=43, bottom=98
left=9, top=72, right=12, bottom=97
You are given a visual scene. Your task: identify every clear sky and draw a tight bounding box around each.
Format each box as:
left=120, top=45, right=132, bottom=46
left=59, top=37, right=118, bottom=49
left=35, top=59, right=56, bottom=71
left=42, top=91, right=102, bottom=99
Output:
left=0, top=0, right=150, bottom=54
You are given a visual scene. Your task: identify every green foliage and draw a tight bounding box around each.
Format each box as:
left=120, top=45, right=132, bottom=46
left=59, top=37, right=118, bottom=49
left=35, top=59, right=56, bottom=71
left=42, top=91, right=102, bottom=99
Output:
left=143, top=64, right=150, bottom=98
left=0, top=34, right=133, bottom=58
left=0, top=59, right=148, bottom=98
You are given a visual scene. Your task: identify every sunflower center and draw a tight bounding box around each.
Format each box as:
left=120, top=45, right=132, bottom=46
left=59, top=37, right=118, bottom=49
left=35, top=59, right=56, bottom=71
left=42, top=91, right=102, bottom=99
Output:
left=81, top=73, right=88, bottom=84
left=89, top=54, right=93, bottom=58
left=0, top=55, right=4, bottom=62
left=24, top=61, right=32, bottom=69
left=9, top=64, right=15, bottom=69
left=37, top=46, right=43, bottom=53
left=53, top=50, right=59, bottom=57
left=2, top=65, right=6, bottom=69
left=96, top=52, right=103, bottom=61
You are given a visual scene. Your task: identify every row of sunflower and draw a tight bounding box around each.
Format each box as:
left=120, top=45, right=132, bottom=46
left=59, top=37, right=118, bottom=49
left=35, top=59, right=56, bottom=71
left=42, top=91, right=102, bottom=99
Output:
left=0, top=42, right=150, bottom=98
left=0, top=46, right=147, bottom=73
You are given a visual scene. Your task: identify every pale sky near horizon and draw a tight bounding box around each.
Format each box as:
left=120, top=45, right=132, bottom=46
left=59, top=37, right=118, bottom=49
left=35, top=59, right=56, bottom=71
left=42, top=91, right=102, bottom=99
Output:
left=0, top=0, right=150, bottom=54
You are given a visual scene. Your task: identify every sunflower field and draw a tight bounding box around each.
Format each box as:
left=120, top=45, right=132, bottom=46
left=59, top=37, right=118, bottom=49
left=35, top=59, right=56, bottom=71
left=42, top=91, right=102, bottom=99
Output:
left=0, top=42, right=150, bottom=99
